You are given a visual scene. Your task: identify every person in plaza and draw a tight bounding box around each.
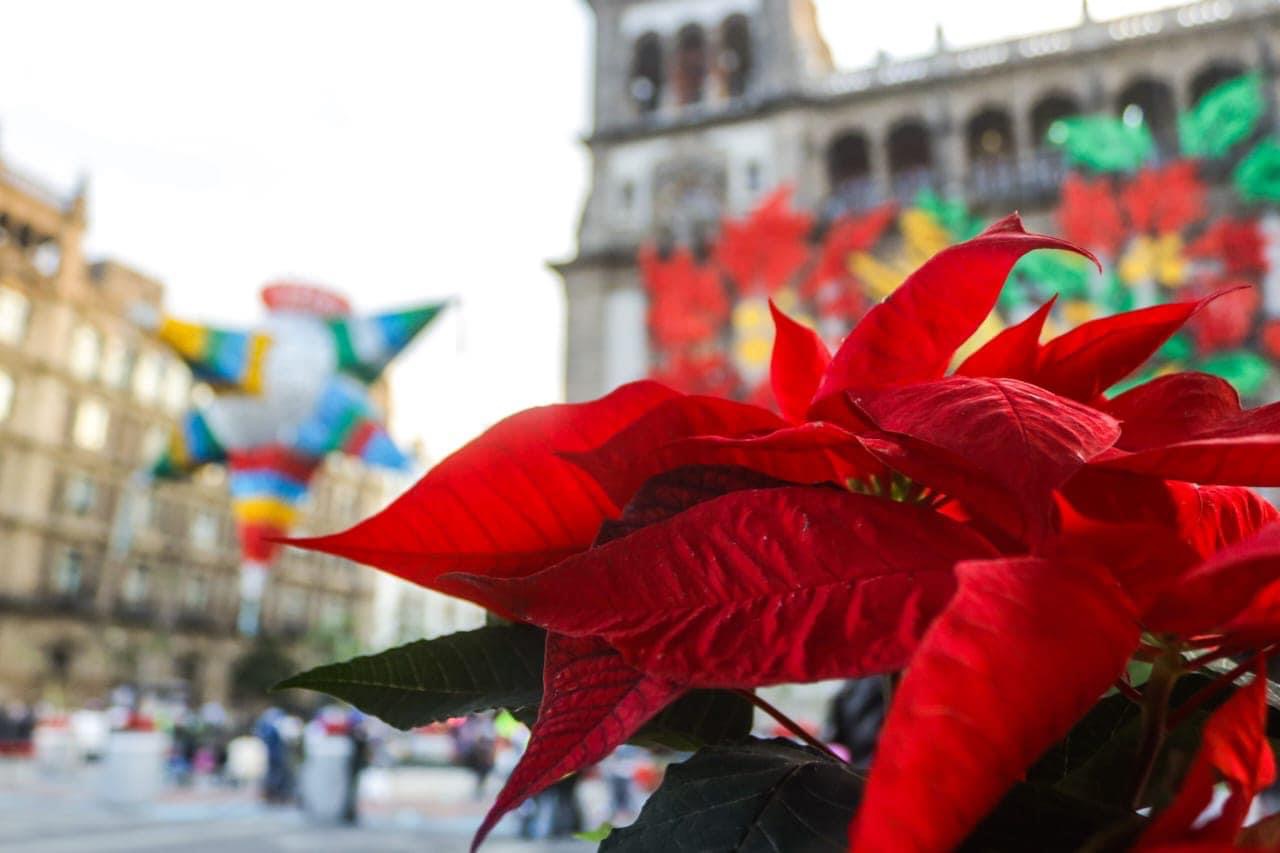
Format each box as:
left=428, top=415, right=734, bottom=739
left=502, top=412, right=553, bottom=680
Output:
left=341, top=710, right=369, bottom=824
left=254, top=706, right=294, bottom=804
left=825, top=677, right=888, bottom=770
left=453, top=713, right=497, bottom=799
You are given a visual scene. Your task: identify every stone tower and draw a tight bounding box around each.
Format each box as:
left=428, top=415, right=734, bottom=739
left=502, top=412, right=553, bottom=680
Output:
left=561, top=0, right=834, bottom=401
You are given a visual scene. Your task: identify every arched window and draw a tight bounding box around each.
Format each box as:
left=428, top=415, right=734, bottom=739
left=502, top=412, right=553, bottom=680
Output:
left=1189, top=60, right=1248, bottom=105
left=826, top=130, right=874, bottom=213
left=721, top=15, right=752, bottom=98
left=630, top=33, right=664, bottom=113
left=1030, top=92, right=1081, bottom=149
left=1116, top=77, right=1178, bottom=157
left=827, top=131, right=871, bottom=190
left=887, top=119, right=934, bottom=199
left=966, top=106, right=1015, bottom=163
left=674, top=25, right=708, bottom=105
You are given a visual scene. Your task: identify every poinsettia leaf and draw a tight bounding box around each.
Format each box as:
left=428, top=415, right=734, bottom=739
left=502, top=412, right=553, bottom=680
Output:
left=1032, top=673, right=1220, bottom=811
left=273, top=624, right=545, bottom=729
left=849, top=556, right=1139, bottom=853
left=601, top=738, right=863, bottom=853
left=954, top=296, right=1057, bottom=381
left=769, top=300, right=830, bottom=423
left=1034, top=293, right=1230, bottom=403
left=853, top=376, right=1121, bottom=542
left=472, top=634, right=681, bottom=851
left=958, top=782, right=1136, bottom=853
left=285, top=380, right=678, bottom=606
left=451, top=486, right=998, bottom=688
left=650, top=423, right=885, bottom=491
left=631, top=689, right=755, bottom=751
left=813, top=213, right=1095, bottom=402
left=1141, top=666, right=1275, bottom=846
left=563, top=395, right=787, bottom=508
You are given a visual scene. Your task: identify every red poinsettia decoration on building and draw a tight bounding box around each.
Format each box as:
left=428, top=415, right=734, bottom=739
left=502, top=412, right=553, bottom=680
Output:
left=286, top=213, right=1280, bottom=852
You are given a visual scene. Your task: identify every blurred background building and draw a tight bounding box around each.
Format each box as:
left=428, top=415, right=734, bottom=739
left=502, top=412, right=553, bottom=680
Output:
left=0, top=154, right=479, bottom=710
left=560, top=0, right=1279, bottom=400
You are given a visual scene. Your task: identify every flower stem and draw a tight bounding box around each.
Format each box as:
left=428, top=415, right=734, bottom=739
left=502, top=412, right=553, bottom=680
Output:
left=735, top=689, right=848, bottom=765
left=1167, top=644, right=1277, bottom=731
left=1113, top=677, right=1142, bottom=704
left=1130, top=648, right=1182, bottom=809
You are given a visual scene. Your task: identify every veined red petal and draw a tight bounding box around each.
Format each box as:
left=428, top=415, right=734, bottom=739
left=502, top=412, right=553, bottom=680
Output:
left=471, top=634, right=679, bottom=851
left=1140, top=664, right=1275, bottom=847
left=562, top=395, right=786, bottom=508
left=1092, top=435, right=1280, bottom=486
left=850, top=556, right=1139, bottom=853
left=954, top=296, right=1056, bottom=381
left=1034, top=291, right=1236, bottom=403
left=853, top=376, right=1121, bottom=542
left=814, top=213, right=1094, bottom=401
left=654, top=422, right=884, bottom=489
left=769, top=300, right=831, bottom=423
left=1104, top=372, right=1243, bottom=450
left=1056, top=472, right=1276, bottom=612
left=285, top=380, right=678, bottom=605
left=449, top=487, right=997, bottom=688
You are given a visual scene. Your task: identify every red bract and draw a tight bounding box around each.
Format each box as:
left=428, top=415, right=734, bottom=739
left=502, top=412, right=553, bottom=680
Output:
left=812, top=213, right=1097, bottom=402
left=471, top=634, right=679, bottom=852
left=955, top=295, right=1057, bottom=381
left=1033, top=295, right=1222, bottom=403
left=287, top=381, right=676, bottom=604
left=852, top=376, right=1121, bottom=541
left=850, top=557, right=1140, bottom=853
left=450, top=487, right=997, bottom=687
left=768, top=299, right=830, bottom=424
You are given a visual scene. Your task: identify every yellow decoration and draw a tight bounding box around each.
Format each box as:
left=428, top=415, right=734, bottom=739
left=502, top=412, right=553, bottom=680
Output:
left=242, top=334, right=272, bottom=395
left=233, top=498, right=299, bottom=528
left=158, top=316, right=209, bottom=361
left=1061, top=300, right=1098, bottom=327
left=1117, top=234, right=1186, bottom=289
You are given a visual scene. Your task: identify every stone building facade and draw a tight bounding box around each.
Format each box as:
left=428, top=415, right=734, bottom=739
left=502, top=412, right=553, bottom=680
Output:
left=0, top=153, right=424, bottom=707
left=559, top=0, right=1280, bottom=400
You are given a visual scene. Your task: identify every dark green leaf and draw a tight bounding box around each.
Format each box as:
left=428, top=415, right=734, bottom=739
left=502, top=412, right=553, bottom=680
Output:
left=632, top=690, right=754, bottom=751
left=274, top=624, right=545, bottom=729
left=960, top=782, right=1137, bottom=852
left=1034, top=673, right=1223, bottom=810
left=602, top=738, right=862, bottom=853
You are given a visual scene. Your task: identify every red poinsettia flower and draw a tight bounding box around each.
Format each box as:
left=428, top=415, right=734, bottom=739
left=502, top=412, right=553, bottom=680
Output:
left=639, top=244, right=729, bottom=351
left=712, top=186, right=813, bottom=295
left=292, top=212, right=1280, bottom=852
left=1122, top=161, right=1207, bottom=235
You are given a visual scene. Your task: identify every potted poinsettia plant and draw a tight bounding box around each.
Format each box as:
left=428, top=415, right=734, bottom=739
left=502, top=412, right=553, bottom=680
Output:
left=280, top=214, right=1280, bottom=851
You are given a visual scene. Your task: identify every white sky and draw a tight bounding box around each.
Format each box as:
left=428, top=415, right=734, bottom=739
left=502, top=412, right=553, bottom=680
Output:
left=0, top=0, right=1174, bottom=460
